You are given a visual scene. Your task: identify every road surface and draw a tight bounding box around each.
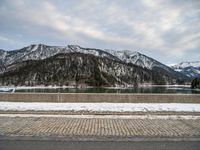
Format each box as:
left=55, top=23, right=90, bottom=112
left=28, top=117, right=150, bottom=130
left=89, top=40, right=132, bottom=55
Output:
left=1, top=140, right=200, bottom=150
left=0, top=114, right=199, bottom=150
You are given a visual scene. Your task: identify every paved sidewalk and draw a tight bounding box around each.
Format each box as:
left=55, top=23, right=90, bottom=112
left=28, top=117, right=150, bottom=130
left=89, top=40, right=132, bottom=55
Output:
left=0, top=114, right=200, bottom=140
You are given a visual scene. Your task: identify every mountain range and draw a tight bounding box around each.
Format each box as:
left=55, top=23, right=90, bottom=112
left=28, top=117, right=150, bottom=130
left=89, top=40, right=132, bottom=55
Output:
left=0, top=44, right=192, bottom=86
left=171, top=61, right=200, bottom=78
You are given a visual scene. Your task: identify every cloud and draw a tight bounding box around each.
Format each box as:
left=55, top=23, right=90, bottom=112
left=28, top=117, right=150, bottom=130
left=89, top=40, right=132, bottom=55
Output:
left=0, top=0, right=199, bottom=64
left=0, top=36, right=10, bottom=42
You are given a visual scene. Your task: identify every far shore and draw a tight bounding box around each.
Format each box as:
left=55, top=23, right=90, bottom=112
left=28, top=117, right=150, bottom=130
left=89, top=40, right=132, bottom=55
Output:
left=0, top=84, right=191, bottom=90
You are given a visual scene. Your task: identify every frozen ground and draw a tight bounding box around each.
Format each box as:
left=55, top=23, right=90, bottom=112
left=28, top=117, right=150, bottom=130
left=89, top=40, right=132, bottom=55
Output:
left=0, top=102, right=200, bottom=112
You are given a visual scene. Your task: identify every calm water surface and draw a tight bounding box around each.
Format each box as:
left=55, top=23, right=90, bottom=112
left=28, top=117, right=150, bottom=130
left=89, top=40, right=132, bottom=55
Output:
left=14, top=86, right=200, bottom=94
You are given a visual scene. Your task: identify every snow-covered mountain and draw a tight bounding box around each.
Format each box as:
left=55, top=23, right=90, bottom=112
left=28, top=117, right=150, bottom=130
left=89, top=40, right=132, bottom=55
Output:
left=0, top=52, right=169, bottom=86
left=0, top=44, right=68, bottom=68
left=0, top=44, right=173, bottom=72
left=171, top=61, right=200, bottom=78
left=173, top=61, right=200, bottom=68
left=0, top=44, right=189, bottom=85
left=0, top=44, right=120, bottom=70
left=105, top=49, right=171, bottom=71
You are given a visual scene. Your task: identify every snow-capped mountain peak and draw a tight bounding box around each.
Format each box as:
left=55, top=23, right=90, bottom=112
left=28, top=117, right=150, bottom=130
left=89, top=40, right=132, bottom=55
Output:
left=68, top=45, right=81, bottom=50
left=172, top=61, right=200, bottom=78
left=172, top=61, right=200, bottom=69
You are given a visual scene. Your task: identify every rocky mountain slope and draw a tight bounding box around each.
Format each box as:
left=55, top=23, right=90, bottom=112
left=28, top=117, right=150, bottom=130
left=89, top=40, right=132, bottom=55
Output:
left=0, top=44, right=189, bottom=86
left=0, top=53, right=170, bottom=86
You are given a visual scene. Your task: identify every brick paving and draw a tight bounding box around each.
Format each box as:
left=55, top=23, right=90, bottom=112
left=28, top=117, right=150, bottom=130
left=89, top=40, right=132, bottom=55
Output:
left=0, top=116, right=200, bottom=139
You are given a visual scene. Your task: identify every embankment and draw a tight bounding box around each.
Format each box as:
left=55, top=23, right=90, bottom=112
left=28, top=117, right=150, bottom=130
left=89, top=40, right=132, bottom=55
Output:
left=0, top=93, right=199, bottom=103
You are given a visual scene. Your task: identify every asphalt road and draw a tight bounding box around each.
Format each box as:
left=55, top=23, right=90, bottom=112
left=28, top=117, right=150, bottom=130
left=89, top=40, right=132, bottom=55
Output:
left=0, top=140, right=200, bottom=150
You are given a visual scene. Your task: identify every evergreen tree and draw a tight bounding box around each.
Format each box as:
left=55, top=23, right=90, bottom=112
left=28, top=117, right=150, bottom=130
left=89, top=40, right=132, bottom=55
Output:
left=191, top=78, right=200, bottom=89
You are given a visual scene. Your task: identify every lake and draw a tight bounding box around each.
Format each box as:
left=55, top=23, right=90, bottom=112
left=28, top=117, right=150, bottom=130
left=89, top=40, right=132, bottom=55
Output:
left=12, top=86, right=200, bottom=94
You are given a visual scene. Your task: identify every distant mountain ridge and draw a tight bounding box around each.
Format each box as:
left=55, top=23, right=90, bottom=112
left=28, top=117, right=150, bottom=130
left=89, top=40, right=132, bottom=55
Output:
left=171, top=61, right=200, bottom=78
left=0, top=44, right=189, bottom=86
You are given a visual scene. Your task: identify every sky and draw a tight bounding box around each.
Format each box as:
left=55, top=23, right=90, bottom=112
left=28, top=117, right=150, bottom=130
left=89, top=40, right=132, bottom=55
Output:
left=0, top=0, right=199, bottom=65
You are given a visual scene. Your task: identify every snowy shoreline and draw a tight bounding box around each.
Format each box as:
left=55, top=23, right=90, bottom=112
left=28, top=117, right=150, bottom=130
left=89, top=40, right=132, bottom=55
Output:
left=0, top=84, right=191, bottom=90
left=0, top=102, right=200, bottom=112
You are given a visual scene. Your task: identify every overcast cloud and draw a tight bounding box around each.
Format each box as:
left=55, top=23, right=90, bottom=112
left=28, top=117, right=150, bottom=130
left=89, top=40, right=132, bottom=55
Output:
left=0, top=0, right=199, bottom=65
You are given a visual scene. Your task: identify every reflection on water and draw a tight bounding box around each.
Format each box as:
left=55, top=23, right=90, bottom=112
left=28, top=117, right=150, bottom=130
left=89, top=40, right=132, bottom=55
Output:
left=14, top=86, right=200, bottom=94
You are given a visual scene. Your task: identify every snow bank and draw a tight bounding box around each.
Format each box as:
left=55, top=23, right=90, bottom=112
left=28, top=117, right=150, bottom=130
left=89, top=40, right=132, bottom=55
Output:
left=0, top=102, right=200, bottom=112
left=0, top=114, right=199, bottom=120
left=0, top=87, right=15, bottom=92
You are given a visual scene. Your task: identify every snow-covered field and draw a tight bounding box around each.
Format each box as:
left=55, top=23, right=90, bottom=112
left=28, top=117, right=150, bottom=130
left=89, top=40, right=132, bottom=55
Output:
left=0, top=102, right=200, bottom=112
